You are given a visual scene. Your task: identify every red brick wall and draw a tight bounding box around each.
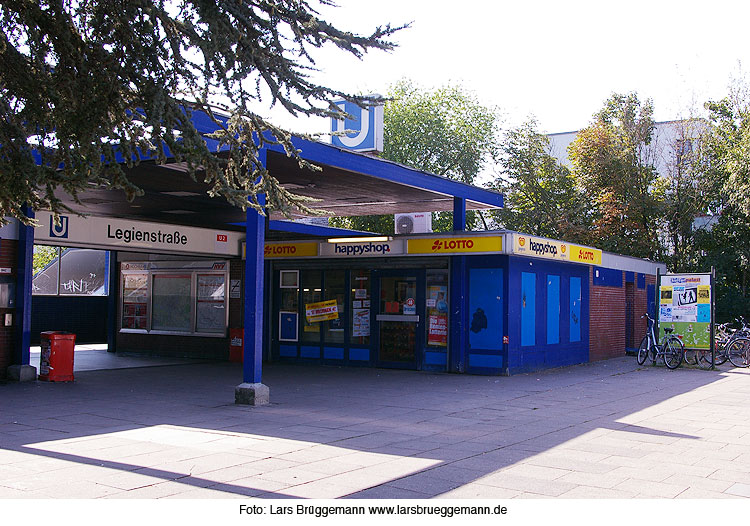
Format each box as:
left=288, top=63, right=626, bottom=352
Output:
left=589, top=269, right=658, bottom=362
left=0, top=238, right=18, bottom=378
left=589, top=267, right=626, bottom=361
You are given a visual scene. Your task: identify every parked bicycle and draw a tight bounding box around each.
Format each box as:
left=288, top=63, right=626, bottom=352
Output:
left=636, top=313, right=685, bottom=369
left=699, top=319, right=750, bottom=368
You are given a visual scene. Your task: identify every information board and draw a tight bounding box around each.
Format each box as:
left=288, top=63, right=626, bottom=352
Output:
left=658, top=273, right=713, bottom=350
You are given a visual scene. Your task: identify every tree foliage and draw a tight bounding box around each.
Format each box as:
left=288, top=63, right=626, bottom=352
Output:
left=569, top=93, right=664, bottom=259
left=490, top=119, right=591, bottom=241
left=0, top=0, right=403, bottom=224
left=331, top=79, right=502, bottom=233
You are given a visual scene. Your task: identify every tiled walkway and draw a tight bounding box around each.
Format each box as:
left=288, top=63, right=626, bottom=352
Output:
left=1, top=357, right=749, bottom=499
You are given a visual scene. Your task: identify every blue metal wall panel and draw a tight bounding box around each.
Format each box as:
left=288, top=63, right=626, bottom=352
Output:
left=625, top=271, right=635, bottom=283
left=300, top=346, right=320, bottom=359
left=521, top=272, right=536, bottom=347
left=593, top=267, right=623, bottom=288
left=323, top=347, right=344, bottom=360
left=507, top=256, right=589, bottom=375
left=546, top=275, right=560, bottom=345
left=469, top=268, right=503, bottom=351
left=349, top=347, right=370, bottom=361
left=637, top=273, right=646, bottom=289
left=424, top=351, right=447, bottom=365
left=570, top=277, right=582, bottom=342
left=279, top=345, right=297, bottom=357
left=469, top=354, right=503, bottom=369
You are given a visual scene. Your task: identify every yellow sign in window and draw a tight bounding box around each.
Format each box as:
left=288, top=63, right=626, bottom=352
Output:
left=305, top=299, right=339, bottom=323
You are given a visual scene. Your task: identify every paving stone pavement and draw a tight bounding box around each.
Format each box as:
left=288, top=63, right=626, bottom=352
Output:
left=1, top=356, right=750, bottom=499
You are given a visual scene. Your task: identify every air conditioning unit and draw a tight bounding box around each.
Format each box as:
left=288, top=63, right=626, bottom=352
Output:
left=395, top=213, right=433, bottom=234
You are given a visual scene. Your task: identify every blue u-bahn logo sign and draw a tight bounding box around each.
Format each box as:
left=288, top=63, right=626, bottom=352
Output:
left=49, top=215, right=69, bottom=238
left=330, top=98, right=384, bottom=152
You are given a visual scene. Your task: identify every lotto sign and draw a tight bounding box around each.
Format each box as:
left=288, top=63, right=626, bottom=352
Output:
left=305, top=299, right=339, bottom=323
left=407, top=236, right=503, bottom=255
left=263, top=242, right=318, bottom=258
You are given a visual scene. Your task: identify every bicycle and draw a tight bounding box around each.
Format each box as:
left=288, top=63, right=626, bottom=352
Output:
left=636, top=313, right=685, bottom=369
left=699, top=319, right=750, bottom=368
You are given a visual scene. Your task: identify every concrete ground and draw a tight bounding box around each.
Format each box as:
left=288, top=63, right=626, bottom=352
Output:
left=1, top=354, right=750, bottom=499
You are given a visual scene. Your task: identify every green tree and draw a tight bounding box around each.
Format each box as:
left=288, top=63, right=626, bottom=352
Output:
left=569, top=93, right=664, bottom=259
left=695, top=80, right=750, bottom=318
left=490, top=119, right=592, bottom=241
left=0, top=0, right=404, bottom=224
left=32, top=245, right=57, bottom=275
left=331, top=79, right=502, bottom=233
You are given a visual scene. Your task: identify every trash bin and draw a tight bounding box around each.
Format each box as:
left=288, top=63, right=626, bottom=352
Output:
left=39, top=331, right=76, bottom=382
left=229, top=328, right=244, bottom=363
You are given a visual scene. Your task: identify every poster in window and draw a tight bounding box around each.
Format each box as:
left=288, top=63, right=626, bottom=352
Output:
left=426, top=285, right=448, bottom=347
left=352, top=308, right=370, bottom=337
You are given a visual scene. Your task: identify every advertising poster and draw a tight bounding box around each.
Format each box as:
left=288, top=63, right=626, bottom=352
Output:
left=352, top=308, right=370, bottom=337
left=426, top=285, right=448, bottom=347
left=305, top=299, right=339, bottom=323
left=658, top=273, right=712, bottom=349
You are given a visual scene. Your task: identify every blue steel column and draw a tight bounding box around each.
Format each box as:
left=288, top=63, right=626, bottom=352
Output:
left=449, top=256, right=468, bottom=373
left=453, top=197, right=466, bottom=232
left=243, top=159, right=266, bottom=385
left=14, top=207, right=34, bottom=366
left=449, top=197, right=468, bottom=372
left=106, top=251, right=118, bottom=353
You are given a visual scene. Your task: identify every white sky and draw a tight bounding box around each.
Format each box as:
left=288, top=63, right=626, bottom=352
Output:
left=260, top=0, right=750, bottom=136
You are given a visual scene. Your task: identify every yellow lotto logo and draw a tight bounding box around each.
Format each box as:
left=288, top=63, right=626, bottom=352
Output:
left=569, top=245, right=602, bottom=265
left=263, top=242, right=318, bottom=258
left=407, top=236, right=503, bottom=254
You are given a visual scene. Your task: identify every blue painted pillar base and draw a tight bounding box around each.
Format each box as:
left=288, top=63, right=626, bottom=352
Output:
left=235, top=382, right=269, bottom=406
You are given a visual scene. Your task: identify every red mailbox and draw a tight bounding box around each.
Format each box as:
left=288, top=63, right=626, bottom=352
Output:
left=39, top=331, right=76, bottom=382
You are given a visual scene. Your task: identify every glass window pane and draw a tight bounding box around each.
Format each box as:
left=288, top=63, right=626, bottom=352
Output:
left=196, top=274, right=226, bottom=333
left=300, top=270, right=322, bottom=344
left=122, top=273, right=149, bottom=329
left=32, top=245, right=60, bottom=295
left=152, top=274, right=192, bottom=332
left=59, top=248, right=107, bottom=295
left=323, top=270, right=345, bottom=344
left=350, top=270, right=370, bottom=345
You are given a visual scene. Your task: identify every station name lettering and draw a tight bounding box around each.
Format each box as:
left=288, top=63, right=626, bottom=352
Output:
left=107, top=225, right=188, bottom=245
left=334, top=243, right=391, bottom=256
